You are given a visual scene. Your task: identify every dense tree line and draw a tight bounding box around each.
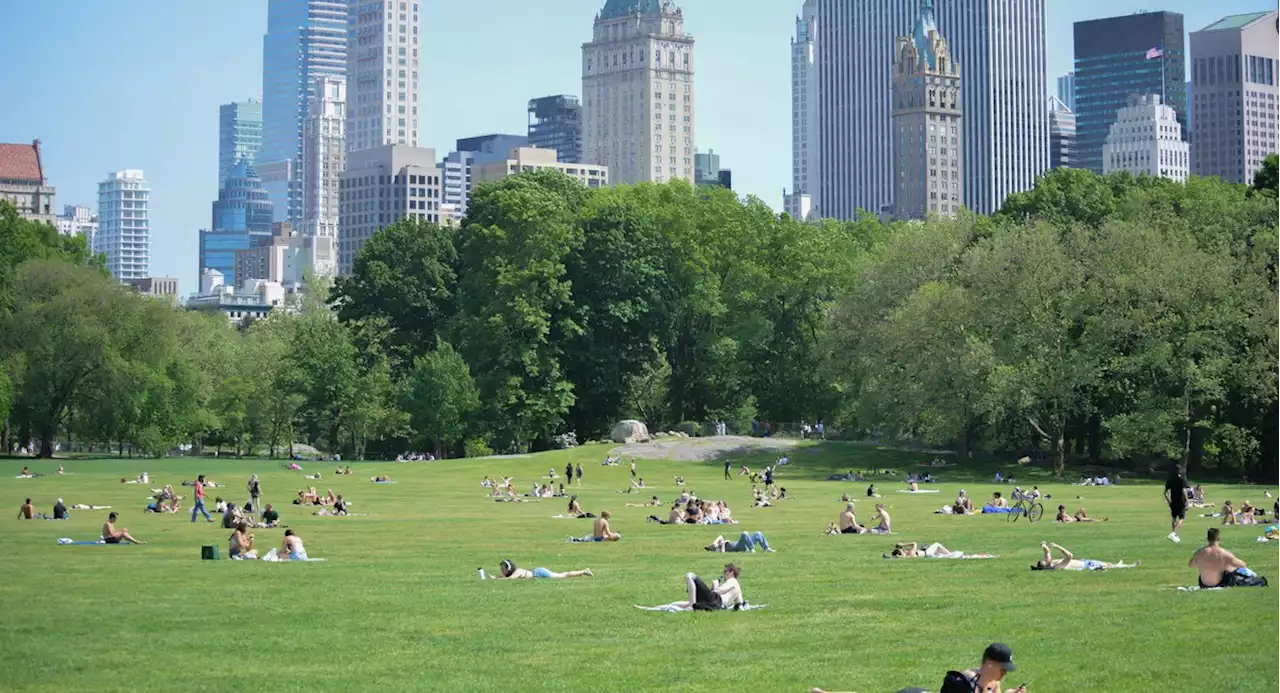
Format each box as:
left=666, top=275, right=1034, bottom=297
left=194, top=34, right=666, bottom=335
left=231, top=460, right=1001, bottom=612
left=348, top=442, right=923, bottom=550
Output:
left=1, top=157, right=1275, bottom=478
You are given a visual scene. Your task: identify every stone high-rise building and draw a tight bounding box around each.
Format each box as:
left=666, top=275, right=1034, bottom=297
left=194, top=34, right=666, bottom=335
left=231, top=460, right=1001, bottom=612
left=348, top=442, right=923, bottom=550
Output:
left=1190, top=11, right=1279, bottom=184
left=891, top=0, right=962, bottom=220
left=785, top=0, right=819, bottom=220
left=0, top=140, right=56, bottom=224
left=582, top=0, right=696, bottom=185
left=302, top=75, right=346, bottom=240
left=1102, top=94, right=1190, bottom=182
left=345, top=0, right=421, bottom=154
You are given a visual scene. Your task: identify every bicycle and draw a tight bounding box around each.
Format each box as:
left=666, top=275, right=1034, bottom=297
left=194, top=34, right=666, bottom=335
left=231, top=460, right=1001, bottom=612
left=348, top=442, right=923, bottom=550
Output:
left=1007, top=494, right=1044, bottom=523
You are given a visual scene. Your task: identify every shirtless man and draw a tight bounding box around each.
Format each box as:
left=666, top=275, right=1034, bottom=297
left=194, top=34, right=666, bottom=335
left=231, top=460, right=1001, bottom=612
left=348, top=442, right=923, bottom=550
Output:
left=1189, top=528, right=1252, bottom=588
left=592, top=510, right=620, bottom=541
left=494, top=559, right=593, bottom=580
left=17, top=498, right=34, bottom=519
left=870, top=504, right=892, bottom=533
left=1031, top=541, right=1135, bottom=571
left=988, top=492, right=1008, bottom=509
left=102, top=512, right=145, bottom=544
left=827, top=503, right=866, bottom=534
left=1056, top=505, right=1107, bottom=523
left=281, top=529, right=307, bottom=560
left=626, top=496, right=663, bottom=508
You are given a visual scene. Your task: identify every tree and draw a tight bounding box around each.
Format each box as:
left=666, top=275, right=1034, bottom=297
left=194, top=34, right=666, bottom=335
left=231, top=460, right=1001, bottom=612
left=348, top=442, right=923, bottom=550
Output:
left=330, top=218, right=457, bottom=374
left=451, top=170, right=585, bottom=450
left=402, top=342, right=479, bottom=458
left=1251, top=153, right=1278, bottom=197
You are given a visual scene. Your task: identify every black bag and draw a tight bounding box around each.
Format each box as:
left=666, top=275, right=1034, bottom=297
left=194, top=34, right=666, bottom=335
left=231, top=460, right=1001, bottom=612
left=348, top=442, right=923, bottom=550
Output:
left=1223, top=571, right=1269, bottom=588
left=940, top=670, right=978, bottom=693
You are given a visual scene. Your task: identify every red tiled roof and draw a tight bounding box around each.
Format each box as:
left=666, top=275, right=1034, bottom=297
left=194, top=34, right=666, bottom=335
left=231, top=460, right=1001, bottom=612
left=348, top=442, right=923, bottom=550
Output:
left=0, top=141, right=44, bottom=182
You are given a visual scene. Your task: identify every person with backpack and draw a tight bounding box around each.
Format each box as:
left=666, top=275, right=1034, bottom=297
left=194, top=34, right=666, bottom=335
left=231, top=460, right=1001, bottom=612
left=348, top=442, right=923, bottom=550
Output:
left=812, top=643, right=1026, bottom=693
left=1190, top=527, right=1268, bottom=588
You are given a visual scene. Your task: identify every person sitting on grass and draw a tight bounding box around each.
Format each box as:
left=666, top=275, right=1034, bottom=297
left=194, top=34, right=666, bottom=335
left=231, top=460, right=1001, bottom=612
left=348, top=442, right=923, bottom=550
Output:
left=261, top=504, right=280, bottom=527
left=1220, top=500, right=1237, bottom=525
left=56, top=464, right=65, bottom=475
left=1055, top=505, right=1107, bottom=523
left=648, top=502, right=686, bottom=525
left=1239, top=500, right=1257, bottom=525
left=867, top=484, right=880, bottom=498
left=102, top=512, right=144, bottom=544
left=869, top=504, right=892, bottom=534
left=752, top=487, right=772, bottom=508
left=53, top=498, right=68, bottom=520
left=18, top=498, right=34, bottom=520
left=589, top=510, right=620, bottom=541
left=826, top=502, right=867, bottom=535
left=493, top=559, right=593, bottom=580
left=814, top=642, right=1028, bottom=693
left=281, top=529, right=307, bottom=560
left=987, top=491, right=1008, bottom=509
left=1190, top=484, right=1213, bottom=508
left=627, top=496, right=663, bottom=508
left=670, top=564, right=745, bottom=611
left=566, top=495, right=595, bottom=518
left=954, top=489, right=974, bottom=514
left=1189, top=527, right=1268, bottom=588
left=705, top=531, right=774, bottom=553
left=1031, top=541, right=1137, bottom=571
left=229, top=522, right=256, bottom=559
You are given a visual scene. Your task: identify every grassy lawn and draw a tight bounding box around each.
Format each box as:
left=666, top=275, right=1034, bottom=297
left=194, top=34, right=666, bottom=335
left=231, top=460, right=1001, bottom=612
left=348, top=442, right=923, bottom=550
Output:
left=0, top=442, right=1276, bottom=692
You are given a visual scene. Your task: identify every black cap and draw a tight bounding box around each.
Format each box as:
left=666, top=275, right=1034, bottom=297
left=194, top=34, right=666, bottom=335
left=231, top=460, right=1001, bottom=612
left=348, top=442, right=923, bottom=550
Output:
left=983, top=643, right=1016, bottom=672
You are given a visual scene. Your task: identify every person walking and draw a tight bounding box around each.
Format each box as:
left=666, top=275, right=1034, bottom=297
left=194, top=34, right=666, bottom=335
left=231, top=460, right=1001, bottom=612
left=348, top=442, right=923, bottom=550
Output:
left=575, top=463, right=583, bottom=487
left=724, top=459, right=732, bottom=480
left=565, top=462, right=574, bottom=487
left=1164, top=467, right=1189, bottom=543
left=630, top=461, right=637, bottom=479
left=191, top=474, right=214, bottom=523
left=247, top=474, right=262, bottom=515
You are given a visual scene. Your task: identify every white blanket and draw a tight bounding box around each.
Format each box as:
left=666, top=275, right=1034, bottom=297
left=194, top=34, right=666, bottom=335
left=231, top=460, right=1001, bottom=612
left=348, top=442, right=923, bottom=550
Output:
left=897, top=489, right=941, bottom=494
left=634, top=602, right=768, bottom=613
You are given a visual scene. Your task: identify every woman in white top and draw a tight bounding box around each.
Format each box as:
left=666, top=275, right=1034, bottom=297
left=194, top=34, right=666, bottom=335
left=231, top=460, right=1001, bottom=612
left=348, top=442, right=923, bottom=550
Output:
left=673, top=564, right=745, bottom=611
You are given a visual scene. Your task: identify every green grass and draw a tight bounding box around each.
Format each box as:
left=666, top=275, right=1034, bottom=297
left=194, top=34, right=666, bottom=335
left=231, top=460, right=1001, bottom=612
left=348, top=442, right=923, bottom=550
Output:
left=0, top=442, right=1276, bottom=692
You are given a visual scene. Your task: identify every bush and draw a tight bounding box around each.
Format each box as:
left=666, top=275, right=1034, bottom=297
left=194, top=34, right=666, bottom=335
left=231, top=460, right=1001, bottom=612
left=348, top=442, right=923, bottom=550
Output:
left=678, top=421, right=698, bottom=437
left=552, top=432, right=579, bottom=449
left=464, top=437, right=494, bottom=458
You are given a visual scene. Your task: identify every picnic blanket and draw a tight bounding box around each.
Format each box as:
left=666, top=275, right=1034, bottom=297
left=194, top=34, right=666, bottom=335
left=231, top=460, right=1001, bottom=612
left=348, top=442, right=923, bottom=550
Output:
left=897, top=489, right=941, bottom=494
left=371, top=480, right=398, bottom=484
left=634, top=602, right=768, bottom=613
left=262, top=548, right=326, bottom=562
left=56, top=537, right=130, bottom=545
left=567, top=535, right=614, bottom=543
left=70, top=504, right=111, bottom=510
left=883, top=552, right=998, bottom=560
left=981, top=506, right=1015, bottom=514
left=1175, top=586, right=1223, bottom=592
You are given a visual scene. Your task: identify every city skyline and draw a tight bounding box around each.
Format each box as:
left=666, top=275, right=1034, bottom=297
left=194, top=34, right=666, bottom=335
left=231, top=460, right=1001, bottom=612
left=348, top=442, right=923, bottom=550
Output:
left=0, top=0, right=1268, bottom=293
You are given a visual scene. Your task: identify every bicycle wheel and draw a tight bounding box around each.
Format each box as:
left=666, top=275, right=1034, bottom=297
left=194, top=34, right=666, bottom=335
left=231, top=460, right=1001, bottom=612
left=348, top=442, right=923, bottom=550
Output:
left=1027, top=502, right=1045, bottom=523
left=1007, top=501, right=1023, bottom=522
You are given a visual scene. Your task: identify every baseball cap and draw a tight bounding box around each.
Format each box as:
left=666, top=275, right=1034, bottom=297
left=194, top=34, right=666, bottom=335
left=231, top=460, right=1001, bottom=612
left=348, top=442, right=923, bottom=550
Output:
left=982, top=643, right=1017, bottom=671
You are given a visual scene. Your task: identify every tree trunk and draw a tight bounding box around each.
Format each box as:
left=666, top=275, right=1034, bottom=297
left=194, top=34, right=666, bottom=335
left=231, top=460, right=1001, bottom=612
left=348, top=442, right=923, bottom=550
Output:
left=1087, top=415, right=1102, bottom=462
left=1052, top=428, right=1066, bottom=477
left=39, top=425, right=55, bottom=458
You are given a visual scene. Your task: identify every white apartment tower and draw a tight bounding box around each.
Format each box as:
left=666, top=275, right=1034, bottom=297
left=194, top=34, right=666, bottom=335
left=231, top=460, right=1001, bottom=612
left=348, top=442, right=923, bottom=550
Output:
left=582, top=0, right=696, bottom=185
left=1102, top=94, right=1190, bottom=182
left=302, top=75, right=346, bottom=239
left=815, top=0, right=1048, bottom=218
left=56, top=204, right=99, bottom=246
left=892, top=0, right=963, bottom=220
left=346, top=0, right=420, bottom=154
left=96, top=170, right=150, bottom=281
left=785, top=0, right=819, bottom=220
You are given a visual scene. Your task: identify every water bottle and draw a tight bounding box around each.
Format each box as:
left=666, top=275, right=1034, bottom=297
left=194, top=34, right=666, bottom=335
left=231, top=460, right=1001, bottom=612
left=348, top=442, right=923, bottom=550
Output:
left=478, top=568, right=487, bottom=580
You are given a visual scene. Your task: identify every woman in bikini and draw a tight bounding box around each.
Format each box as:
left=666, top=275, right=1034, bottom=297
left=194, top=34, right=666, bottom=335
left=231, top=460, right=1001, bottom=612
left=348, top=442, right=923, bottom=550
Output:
left=493, top=559, right=593, bottom=580
left=229, top=522, right=255, bottom=558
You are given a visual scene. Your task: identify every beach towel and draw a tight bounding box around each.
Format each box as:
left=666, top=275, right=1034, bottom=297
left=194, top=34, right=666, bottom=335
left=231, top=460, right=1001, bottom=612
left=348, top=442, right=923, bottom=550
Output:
left=57, top=537, right=130, bottom=545
left=371, top=480, right=398, bottom=484
left=981, top=506, right=1014, bottom=514
left=634, top=602, right=768, bottom=613
left=262, top=548, right=326, bottom=562
left=897, top=489, right=941, bottom=494
left=70, top=504, right=111, bottom=510
left=567, top=535, right=611, bottom=543
left=1175, top=586, right=1223, bottom=592
left=883, top=552, right=997, bottom=560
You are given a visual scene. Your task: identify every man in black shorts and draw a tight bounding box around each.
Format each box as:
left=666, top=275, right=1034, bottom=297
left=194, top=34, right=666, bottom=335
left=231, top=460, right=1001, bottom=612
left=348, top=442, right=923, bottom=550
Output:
left=1164, top=468, right=1189, bottom=543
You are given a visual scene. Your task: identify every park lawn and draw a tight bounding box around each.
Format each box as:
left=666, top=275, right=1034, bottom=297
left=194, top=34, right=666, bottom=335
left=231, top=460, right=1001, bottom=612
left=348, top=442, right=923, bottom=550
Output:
left=0, top=442, right=1275, bottom=693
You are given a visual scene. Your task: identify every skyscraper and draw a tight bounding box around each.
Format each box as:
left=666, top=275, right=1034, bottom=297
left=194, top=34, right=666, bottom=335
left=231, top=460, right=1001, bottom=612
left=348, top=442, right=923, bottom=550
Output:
left=260, top=0, right=347, bottom=224
left=1073, top=12, right=1186, bottom=175
left=891, top=0, right=962, bottom=220
left=302, top=75, right=346, bottom=239
left=218, top=100, right=263, bottom=189
left=1102, top=94, right=1189, bottom=182
left=1190, top=11, right=1279, bottom=184
left=338, top=145, right=439, bottom=274
left=528, top=95, right=584, bottom=164
left=816, top=0, right=1047, bottom=218
left=785, top=0, right=819, bottom=220
left=438, top=149, right=474, bottom=221
left=96, top=170, right=149, bottom=281
left=202, top=161, right=275, bottom=286
left=582, top=0, right=696, bottom=185
left=694, top=149, right=731, bottom=188
left=456, top=134, right=529, bottom=166
left=1056, top=72, right=1076, bottom=111
left=346, top=0, right=421, bottom=154
left=1048, top=96, right=1076, bottom=169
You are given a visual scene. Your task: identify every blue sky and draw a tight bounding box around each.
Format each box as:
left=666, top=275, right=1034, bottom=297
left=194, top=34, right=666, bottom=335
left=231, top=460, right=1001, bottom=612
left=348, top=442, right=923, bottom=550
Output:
left=0, top=0, right=1265, bottom=294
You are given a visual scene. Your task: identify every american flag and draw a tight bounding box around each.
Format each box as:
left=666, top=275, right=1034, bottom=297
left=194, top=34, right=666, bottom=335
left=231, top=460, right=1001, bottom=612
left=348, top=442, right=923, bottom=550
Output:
left=1145, top=46, right=1164, bottom=60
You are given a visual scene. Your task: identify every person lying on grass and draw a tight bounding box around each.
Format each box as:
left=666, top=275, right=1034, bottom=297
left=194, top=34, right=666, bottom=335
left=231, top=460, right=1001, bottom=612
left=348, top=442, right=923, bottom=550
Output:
left=592, top=511, right=620, bottom=541
left=626, top=495, right=663, bottom=508
left=889, top=541, right=953, bottom=558
left=493, top=559, right=593, bottom=580
left=825, top=503, right=867, bottom=535
left=102, top=512, right=145, bottom=544
left=370, top=476, right=393, bottom=483
left=813, top=642, right=1027, bottom=693
left=704, top=531, right=774, bottom=553
left=1031, top=541, right=1137, bottom=571
left=1055, top=505, right=1107, bottom=523
left=670, top=564, right=744, bottom=611
left=1189, top=527, right=1267, bottom=588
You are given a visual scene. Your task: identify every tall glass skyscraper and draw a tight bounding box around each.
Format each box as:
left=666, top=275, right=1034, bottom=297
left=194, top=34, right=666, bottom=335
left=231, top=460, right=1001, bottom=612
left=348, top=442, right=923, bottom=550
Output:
left=201, top=161, right=274, bottom=286
left=260, top=0, right=347, bottom=224
left=218, top=100, right=262, bottom=189
left=814, top=0, right=1047, bottom=218
left=527, top=95, right=583, bottom=164
left=1073, top=12, right=1186, bottom=175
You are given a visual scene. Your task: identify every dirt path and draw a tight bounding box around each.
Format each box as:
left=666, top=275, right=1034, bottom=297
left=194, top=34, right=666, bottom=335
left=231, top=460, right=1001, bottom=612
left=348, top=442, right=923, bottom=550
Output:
left=609, top=435, right=798, bottom=462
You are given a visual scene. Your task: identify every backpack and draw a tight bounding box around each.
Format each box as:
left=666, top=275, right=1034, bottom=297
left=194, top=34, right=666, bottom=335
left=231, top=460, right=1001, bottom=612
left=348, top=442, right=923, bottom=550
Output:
left=940, top=670, right=978, bottom=693
left=1224, top=571, right=1269, bottom=588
